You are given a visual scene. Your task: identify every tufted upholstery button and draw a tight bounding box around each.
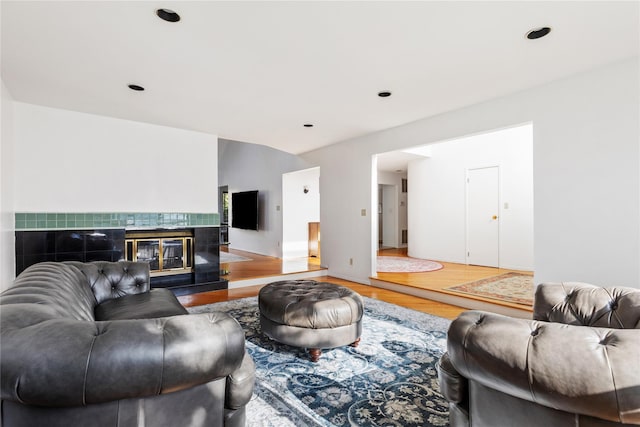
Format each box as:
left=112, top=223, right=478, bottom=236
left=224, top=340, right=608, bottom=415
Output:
left=609, top=300, right=618, bottom=310
left=599, top=334, right=615, bottom=346
left=531, top=328, right=540, bottom=337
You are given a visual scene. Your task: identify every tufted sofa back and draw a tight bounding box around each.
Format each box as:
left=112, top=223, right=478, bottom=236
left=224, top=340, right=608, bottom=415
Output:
left=64, top=261, right=150, bottom=304
left=533, top=282, right=640, bottom=329
left=0, top=261, right=151, bottom=330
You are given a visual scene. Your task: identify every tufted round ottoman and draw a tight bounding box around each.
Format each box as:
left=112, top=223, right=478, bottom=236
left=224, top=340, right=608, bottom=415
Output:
left=258, top=280, right=364, bottom=362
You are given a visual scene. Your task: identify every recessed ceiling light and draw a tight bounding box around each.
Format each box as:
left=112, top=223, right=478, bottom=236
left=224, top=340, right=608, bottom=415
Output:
left=526, top=27, right=551, bottom=40
left=378, top=91, right=392, bottom=98
left=128, top=84, right=145, bottom=91
left=303, top=123, right=314, bottom=128
left=156, top=8, right=181, bottom=23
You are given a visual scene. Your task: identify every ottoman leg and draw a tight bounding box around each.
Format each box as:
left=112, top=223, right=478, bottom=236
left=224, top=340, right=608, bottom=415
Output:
left=309, top=348, right=322, bottom=362
left=350, top=338, right=361, bottom=348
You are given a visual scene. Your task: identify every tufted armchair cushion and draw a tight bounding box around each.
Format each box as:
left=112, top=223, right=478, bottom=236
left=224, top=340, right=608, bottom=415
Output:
left=533, top=282, right=640, bottom=328
left=438, top=282, right=640, bottom=427
left=64, top=260, right=150, bottom=303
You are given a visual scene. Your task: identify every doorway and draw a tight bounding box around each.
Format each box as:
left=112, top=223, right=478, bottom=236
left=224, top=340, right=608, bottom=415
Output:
left=378, top=184, right=398, bottom=249
left=282, top=167, right=320, bottom=260
left=218, top=185, right=229, bottom=245
left=375, top=122, right=533, bottom=272
left=466, top=166, right=500, bottom=267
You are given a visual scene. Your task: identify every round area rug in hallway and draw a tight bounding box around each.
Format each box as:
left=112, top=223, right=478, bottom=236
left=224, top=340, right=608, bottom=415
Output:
left=377, top=256, right=443, bottom=273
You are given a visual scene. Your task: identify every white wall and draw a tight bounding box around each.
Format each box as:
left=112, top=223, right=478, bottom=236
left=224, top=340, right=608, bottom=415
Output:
left=302, top=145, right=375, bottom=283
left=282, top=167, right=320, bottom=259
left=13, top=103, right=218, bottom=213
left=303, top=58, right=639, bottom=288
left=1, top=79, right=16, bottom=290
left=409, top=124, right=534, bottom=270
left=218, top=138, right=310, bottom=257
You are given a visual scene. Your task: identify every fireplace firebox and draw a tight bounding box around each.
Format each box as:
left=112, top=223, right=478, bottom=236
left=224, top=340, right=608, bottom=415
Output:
left=125, top=230, right=193, bottom=276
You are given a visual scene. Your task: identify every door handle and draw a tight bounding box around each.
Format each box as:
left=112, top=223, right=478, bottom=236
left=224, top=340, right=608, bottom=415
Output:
left=492, top=215, right=498, bottom=220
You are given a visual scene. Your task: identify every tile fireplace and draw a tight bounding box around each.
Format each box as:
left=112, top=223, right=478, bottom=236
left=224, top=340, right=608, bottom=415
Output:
left=15, top=226, right=225, bottom=295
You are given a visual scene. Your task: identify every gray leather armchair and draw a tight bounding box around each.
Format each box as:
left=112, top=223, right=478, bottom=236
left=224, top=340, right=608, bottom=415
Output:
left=1, top=261, right=255, bottom=427
left=438, top=282, right=640, bottom=427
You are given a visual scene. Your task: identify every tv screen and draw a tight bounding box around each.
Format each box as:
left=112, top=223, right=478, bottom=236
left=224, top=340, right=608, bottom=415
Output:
left=231, top=190, right=259, bottom=230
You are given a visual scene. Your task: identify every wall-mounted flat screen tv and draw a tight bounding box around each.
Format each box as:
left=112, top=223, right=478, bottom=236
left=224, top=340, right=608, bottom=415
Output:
left=231, top=190, right=259, bottom=230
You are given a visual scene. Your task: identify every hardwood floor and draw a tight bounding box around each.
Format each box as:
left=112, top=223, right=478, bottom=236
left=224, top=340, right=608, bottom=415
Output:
left=217, top=246, right=325, bottom=282
left=179, top=246, right=533, bottom=319
left=178, top=276, right=468, bottom=320
left=179, top=247, right=474, bottom=320
left=375, top=247, right=533, bottom=313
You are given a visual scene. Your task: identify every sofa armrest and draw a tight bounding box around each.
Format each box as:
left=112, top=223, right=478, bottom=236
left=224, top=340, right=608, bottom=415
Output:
left=1, top=312, right=247, bottom=407
left=436, top=352, right=467, bottom=404
left=447, top=310, right=640, bottom=424
left=225, top=351, right=255, bottom=410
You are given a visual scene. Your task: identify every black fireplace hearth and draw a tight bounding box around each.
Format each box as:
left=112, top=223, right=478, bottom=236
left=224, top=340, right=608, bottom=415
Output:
left=15, top=227, right=226, bottom=295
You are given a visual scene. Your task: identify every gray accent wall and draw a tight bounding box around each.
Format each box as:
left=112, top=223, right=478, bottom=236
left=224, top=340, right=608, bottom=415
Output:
left=218, top=138, right=311, bottom=257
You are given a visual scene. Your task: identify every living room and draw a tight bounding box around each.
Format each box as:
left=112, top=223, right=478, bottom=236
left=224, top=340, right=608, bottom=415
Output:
left=1, top=2, right=639, bottom=426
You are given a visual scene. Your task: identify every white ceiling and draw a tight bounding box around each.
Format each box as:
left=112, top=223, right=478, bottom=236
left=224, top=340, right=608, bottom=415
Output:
left=2, top=1, right=638, bottom=155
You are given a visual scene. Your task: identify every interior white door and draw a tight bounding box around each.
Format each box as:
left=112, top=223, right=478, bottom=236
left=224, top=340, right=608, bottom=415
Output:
left=381, top=184, right=397, bottom=248
left=467, top=166, right=500, bottom=267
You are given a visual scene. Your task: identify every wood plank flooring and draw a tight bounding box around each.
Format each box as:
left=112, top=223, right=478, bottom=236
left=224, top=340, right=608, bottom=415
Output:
left=178, top=276, right=468, bottom=320
left=374, top=248, right=533, bottom=313
left=218, top=247, right=325, bottom=282
left=178, top=246, right=521, bottom=320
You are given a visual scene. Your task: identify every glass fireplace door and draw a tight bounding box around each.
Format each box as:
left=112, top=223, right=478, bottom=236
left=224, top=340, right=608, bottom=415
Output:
left=125, top=234, right=193, bottom=276
left=136, top=240, right=160, bottom=271
left=162, top=239, right=184, bottom=270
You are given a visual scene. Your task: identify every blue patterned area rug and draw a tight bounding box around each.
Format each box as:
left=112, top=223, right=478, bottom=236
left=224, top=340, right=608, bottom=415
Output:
left=188, top=296, right=451, bottom=426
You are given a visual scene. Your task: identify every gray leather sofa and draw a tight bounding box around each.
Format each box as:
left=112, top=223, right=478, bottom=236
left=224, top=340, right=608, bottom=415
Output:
left=1, top=261, right=255, bottom=427
left=438, top=282, right=640, bottom=427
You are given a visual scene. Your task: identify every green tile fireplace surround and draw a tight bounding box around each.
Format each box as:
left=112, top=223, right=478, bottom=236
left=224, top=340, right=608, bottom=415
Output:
left=14, top=212, right=225, bottom=296
left=15, top=212, right=220, bottom=230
